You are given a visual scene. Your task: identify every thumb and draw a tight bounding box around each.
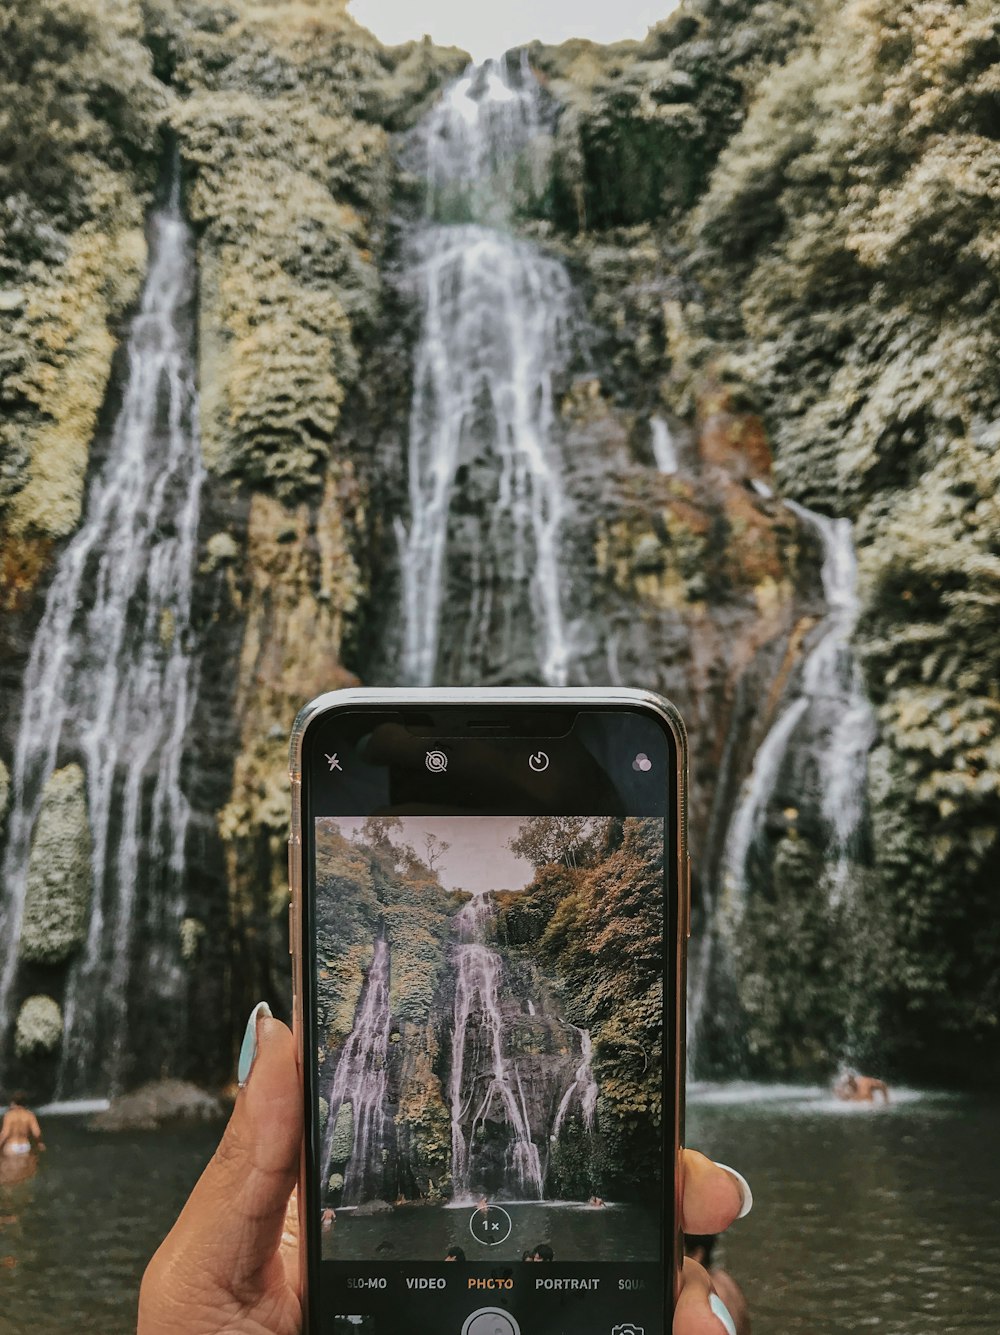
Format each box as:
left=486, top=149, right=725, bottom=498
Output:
left=141, top=1005, right=302, bottom=1319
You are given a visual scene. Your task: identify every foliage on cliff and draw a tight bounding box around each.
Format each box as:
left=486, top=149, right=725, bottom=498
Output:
left=693, top=0, right=1000, bottom=1079
left=0, top=0, right=164, bottom=546
left=145, top=0, right=465, bottom=499
left=313, top=820, right=457, bottom=1050
left=497, top=817, right=665, bottom=1194
left=534, top=0, right=821, bottom=231
left=545, top=0, right=1000, bottom=1082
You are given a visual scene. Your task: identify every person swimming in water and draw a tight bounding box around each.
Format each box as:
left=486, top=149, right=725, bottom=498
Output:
left=834, top=1071, right=890, bottom=1104
left=0, top=1093, right=44, bottom=1158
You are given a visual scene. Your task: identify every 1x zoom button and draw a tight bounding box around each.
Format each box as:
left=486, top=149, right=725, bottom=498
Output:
left=462, top=1309, right=520, bottom=1335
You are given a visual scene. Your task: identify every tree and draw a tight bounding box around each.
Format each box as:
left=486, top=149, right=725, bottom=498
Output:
left=423, top=833, right=450, bottom=873
left=359, top=816, right=403, bottom=849
left=508, top=816, right=613, bottom=870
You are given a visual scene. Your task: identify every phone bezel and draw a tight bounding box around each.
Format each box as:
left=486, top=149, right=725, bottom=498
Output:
left=289, top=687, right=689, bottom=1334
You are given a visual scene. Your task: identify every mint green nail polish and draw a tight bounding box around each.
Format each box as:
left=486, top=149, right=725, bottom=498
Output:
left=238, top=1001, right=272, bottom=1087
left=710, top=1293, right=737, bottom=1335
left=714, top=1161, right=754, bottom=1218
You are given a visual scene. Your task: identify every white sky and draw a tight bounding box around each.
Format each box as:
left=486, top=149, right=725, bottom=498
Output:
left=331, top=816, right=536, bottom=894
left=348, top=0, right=682, bottom=62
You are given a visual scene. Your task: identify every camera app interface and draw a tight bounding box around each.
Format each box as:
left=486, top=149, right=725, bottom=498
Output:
left=311, top=811, right=667, bottom=1334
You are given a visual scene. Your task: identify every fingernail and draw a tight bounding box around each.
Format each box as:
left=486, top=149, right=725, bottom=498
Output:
left=238, top=1001, right=272, bottom=1087
left=714, top=1161, right=753, bottom=1218
left=710, top=1293, right=737, bottom=1335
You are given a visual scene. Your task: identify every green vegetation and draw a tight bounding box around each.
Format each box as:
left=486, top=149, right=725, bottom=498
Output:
left=496, top=818, right=664, bottom=1194
left=144, top=0, right=465, bottom=497
left=0, top=0, right=164, bottom=543
left=314, top=820, right=457, bottom=1046
left=535, top=1, right=821, bottom=231
left=315, top=820, right=458, bottom=1199
left=15, top=993, right=63, bottom=1058
left=542, top=0, right=1000, bottom=1084
left=19, top=763, right=93, bottom=965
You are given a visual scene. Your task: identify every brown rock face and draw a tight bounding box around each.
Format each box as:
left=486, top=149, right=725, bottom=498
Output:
left=217, top=467, right=364, bottom=1021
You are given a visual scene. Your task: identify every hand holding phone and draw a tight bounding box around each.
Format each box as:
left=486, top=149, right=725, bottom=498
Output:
left=289, top=689, right=690, bottom=1335
left=139, top=690, right=755, bottom=1335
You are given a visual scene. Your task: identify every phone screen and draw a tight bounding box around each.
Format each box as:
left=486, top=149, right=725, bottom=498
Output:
left=299, top=703, right=682, bottom=1335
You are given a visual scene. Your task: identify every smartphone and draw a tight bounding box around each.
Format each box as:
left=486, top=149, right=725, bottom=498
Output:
left=289, top=688, right=689, bottom=1335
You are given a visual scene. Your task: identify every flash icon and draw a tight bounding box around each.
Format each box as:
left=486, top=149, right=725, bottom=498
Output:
left=325, top=753, right=342, bottom=772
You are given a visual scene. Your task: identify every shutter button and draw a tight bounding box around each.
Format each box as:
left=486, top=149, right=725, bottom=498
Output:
left=462, top=1309, right=520, bottom=1335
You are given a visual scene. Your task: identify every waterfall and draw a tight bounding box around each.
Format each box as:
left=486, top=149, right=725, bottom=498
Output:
left=448, top=892, right=544, bottom=1201
left=719, top=502, right=876, bottom=915
left=406, top=52, right=552, bottom=224
left=551, top=1024, right=599, bottom=1140
left=321, top=937, right=394, bottom=1205
left=0, top=167, right=203, bottom=1095
left=393, top=54, right=577, bottom=687
left=651, top=418, right=679, bottom=475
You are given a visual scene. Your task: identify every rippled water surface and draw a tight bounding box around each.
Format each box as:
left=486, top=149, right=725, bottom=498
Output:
left=0, top=1120, right=220, bottom=1334
left=1, top=1091, right=998, bottom=1333
left=688, top=1087, right=1000, bottom=1335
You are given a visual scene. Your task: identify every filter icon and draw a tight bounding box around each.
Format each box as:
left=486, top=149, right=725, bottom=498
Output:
left=632, top=753, right=653, bottom=773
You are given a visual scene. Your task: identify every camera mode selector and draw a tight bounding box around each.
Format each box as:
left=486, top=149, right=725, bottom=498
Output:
left=462, top=1310, right=520, bottom=1335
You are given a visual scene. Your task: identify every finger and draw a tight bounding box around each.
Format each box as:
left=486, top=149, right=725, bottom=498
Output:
left=681, top=1150, right=751, bottom=1234
left=280, top=1186, right=301, bottom=1292
left=675, top=1257, right=739, bottom=1335
left=149, top=1007, right=302, bottom=1301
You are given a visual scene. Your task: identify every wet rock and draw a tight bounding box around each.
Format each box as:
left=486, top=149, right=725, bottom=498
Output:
left=19, top=765, right=92, bottom=966
left=354, top=1198, right=393, bottom=1216
left=89, top=1080, right=224, bottom=1132
left=14, top=996, right=63, bottom=1058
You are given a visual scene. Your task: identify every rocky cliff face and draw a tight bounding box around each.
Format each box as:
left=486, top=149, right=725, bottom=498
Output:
left=0, top=0, right=465, bottom=1094
left=1, top=0, right=996, bottom=1095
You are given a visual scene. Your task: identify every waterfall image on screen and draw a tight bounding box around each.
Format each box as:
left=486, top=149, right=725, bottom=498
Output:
left=314, top=816, right=664, bottom=1263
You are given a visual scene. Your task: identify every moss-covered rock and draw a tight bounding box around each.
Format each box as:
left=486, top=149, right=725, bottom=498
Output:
left=395, top=1025, right=452, bottom=1197
left=14, top=994, right=63, bottom=1058
left=329, top=1101, right=355, bottom=1164
left=89, top=1079, right=224, bottom=1131
left=0, top=758, right=10, bottom=826
left=733, top=828, right=850, bottom=1076
left=19, top=763, right=93, bottom=966
left=146, top=0, right=463, bottom=500
left=0, top=0, right=167, bottom=543
left=684, top=0, right=1000, bottom=1074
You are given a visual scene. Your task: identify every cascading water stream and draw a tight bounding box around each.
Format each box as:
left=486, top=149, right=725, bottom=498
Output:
left=0, top=167, right=203, bottom=1095
left=321, top=937, right=393, bottom=1205
left=415, top=52, right=551, bottom=225
left=448, top=892, right=544, bottom=1201
left=551, top=1024, right=599, bottom=1141
left=393, top=55, right=577, bottom=687
left=719, top=502, right=876, bottom=918
left=650, top=418, right=679, bottom=475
